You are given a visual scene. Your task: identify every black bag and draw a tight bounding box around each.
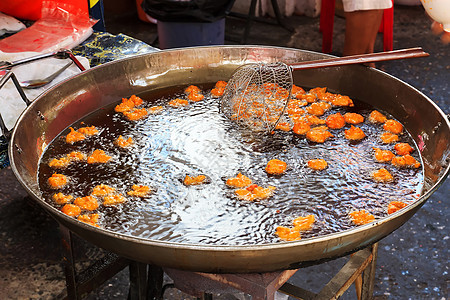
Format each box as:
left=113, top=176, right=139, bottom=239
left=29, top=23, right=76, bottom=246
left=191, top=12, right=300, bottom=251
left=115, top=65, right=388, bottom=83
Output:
left=142, top=0, right=235, bottom=23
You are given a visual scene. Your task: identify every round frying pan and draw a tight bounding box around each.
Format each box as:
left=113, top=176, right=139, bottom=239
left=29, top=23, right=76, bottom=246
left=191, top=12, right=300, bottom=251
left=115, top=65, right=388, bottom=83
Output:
left=8, top=46, right=449, bottom=273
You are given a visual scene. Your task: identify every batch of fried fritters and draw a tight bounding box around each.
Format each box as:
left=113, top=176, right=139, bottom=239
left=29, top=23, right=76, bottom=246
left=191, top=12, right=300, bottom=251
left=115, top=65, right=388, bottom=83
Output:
left=46, top=80, right=421, bottom=242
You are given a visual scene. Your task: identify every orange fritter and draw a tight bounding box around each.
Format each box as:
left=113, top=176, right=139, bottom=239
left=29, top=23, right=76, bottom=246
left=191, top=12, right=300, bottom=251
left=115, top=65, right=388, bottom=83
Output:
left=317, top=91, right=336, bottom=103
left=309, top=87, right=327, bottom=98
left=306, top=126, right=333, bottom=143
left=387, top=201, right=408, bottom=215
left=330, top=94, right=354, bottom=107
left=66, top=127, right=86, bottom=144
left=306, top=103, right=325, bottom=116
left=67, top=151, right=86, bottom=162
left=326, top=112, right=345, bottom=129
left=187, top=92, right=204, bottom=102
left=115, top=135, right=134, bottom=148
left=168, top=98, right=189, bottom=107
left=235, top=185, right=276, bottom=201
left=275, top=122, right=291, bottom=132
left=287, top=107, right=306, bottom=118
left=344, top=125, right=366, bottom=140
left=265, top=159, right=287, bottom=175
left=148, top=106, right=164, bottom=114
left=103, top=194, right=127, bottom=206
left=74, top=195, right=99, bottom=211
left=52, top=193, right=74, bottom=205
left=289, top=112, right=307, bottom=125
left=391, top=155, right=421, bottom=168
left=343, top=113, right=364, bottom=124
left=291, top=84, right=305, bottom=97
left=48, top=157, right=71, bottom=169
left=287, top=99, right=308, bottom=113
left=77, top=213, right=99, bottom=227
left=371, top=168, right=394, bottom=183
left=115, top=95, right=143, bottom=113
left=317, top=101, right=332, bottom=111
left=185, top=85, right=201, bottom=94
left=394, top=143, right=414, bottom=156
left=91, top=184, right=116, bottom=197
left=298, top=93, right=317, bottom=103
left=48, top=173, right=68, bottom=189
left=383, top=119, right=403, bottom=134
left=275, top=226, right=301, bottom=241
left=61, top=204, right=81, bottom=217
left=373, top=147, right=395, bottom=163
left=123, top=108, right=148, bottom=121
left=127, top=184, right=153, bottom=197
left=183, top=175, right=209, bottom=186
left=292, top=121, right=310, bottom=135
left=115, top=98, right=135, bottom=113
left=215, top=80, right=227, bottom=88
left=307, top=159, right=328, bottom=171
left=349, top=210, right=375, bottom=225
left=304, top=115, right=326, bottom=125
left=368, top=110, right=387, bottom=124
left=87, top=150, right=112, bottom=164
left=274, top=87, right=289, bottom=100
left=211, top=87, right=225, bottom=97
left=226, top=173, right=252, bottom=188
left=129, top=95, right=144, bottom=106
left=275, top=214, right=315, bottom=241
left=380, top=131, right=399, bottom=144
left=293, top=215, right=315, bottom=231
left=77, top=125, right=98, bottom=136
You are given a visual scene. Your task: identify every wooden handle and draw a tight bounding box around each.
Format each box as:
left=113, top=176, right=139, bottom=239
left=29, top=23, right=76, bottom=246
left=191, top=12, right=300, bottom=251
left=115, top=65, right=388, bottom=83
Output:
left=290, top=47, right=429, bottom=70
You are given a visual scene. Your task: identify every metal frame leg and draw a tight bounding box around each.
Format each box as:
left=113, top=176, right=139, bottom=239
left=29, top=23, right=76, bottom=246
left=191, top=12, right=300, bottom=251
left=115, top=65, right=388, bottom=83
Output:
left=147, top=265, right=164, bottom=300
left=278, top=243, right=379, bottom=300
left=241, top=0, right=258, bottom=44
left=60, top=225, right=79, bottom=300
left=227, top=0, right=294, bottom=44
left=59, top=224, right=131, bottom=300
left=129, top=262, right=148, bottom=300
left=361, top=243, right=378, bottom=300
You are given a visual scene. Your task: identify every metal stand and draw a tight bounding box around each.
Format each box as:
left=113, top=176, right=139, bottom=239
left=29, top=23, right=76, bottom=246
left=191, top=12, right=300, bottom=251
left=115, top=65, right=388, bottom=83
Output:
left=280, top=244, right=378, bottom=300
left=58, top=223, right=378, bottom=300
left=163, top=243, right=379, bottom=300
left=227, top=0, right=294, bottom=44
left=58, top=225, right=147, bottom=300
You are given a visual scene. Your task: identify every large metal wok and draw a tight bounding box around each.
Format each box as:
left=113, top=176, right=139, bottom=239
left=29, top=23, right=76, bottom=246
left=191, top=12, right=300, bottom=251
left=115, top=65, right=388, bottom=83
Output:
left=8, top=46, right=450, bottom=273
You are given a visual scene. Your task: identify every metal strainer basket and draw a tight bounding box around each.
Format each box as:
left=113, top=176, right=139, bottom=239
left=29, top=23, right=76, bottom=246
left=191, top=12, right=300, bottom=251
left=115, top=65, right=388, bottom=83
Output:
left=220, top=62, right=293, bottom=132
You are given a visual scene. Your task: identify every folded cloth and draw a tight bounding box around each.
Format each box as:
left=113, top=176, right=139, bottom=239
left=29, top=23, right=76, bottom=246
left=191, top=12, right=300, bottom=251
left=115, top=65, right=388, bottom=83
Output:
left=0, top=51, right=90, bottom=135
left=342, top=0, right=392, bottom=12
left=0, top=12, right=26, bottom=36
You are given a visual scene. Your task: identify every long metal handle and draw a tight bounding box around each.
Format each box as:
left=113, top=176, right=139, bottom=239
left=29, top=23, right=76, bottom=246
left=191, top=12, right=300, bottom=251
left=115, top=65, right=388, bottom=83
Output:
left=0, top=49, right=86, bottom=72
left=290, top=47, right=429, bottom=70
left=20, top=61, right=74, bottom=89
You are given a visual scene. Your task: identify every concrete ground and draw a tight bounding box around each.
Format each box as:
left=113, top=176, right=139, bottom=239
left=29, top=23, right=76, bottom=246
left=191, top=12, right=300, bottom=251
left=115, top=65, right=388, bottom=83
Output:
left=0, top=3, right=448, bottom=299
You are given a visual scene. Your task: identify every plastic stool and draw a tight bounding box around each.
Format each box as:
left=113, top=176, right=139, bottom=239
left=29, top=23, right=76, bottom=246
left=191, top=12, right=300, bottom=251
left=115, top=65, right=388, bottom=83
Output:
left=320, top=0, right=394, bottom=53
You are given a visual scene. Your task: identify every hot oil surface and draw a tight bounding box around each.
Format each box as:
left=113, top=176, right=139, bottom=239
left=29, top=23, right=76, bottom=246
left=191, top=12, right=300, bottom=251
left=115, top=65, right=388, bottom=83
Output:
left=38, top=85, right=424, bottom=245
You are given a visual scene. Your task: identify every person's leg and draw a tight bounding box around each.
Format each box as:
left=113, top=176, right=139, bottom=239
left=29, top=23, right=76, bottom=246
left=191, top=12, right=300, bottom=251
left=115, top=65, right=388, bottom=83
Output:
left=343, top=9, right=383, bottom=57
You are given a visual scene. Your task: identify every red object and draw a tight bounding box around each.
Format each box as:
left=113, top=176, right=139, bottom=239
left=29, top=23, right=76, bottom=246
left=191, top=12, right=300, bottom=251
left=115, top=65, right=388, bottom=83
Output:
left=0, top=0, right=42, bottom=21
left=0, top=0, right=87, bottom=21
left=0, top=1, right=94, bottom=53
left=136, top=0, right=156, bottom=23
left=320, top=0, right=394, bottom=53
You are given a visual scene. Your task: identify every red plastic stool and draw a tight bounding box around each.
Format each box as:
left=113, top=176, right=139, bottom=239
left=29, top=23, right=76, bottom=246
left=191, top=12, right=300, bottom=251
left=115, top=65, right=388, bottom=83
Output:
left=320, top=0, right=394, bottom=53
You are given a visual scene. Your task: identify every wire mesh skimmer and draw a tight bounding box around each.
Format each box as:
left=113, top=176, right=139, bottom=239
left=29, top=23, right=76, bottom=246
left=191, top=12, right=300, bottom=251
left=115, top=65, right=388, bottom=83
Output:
left=220, top=48, right=429, bottom=133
